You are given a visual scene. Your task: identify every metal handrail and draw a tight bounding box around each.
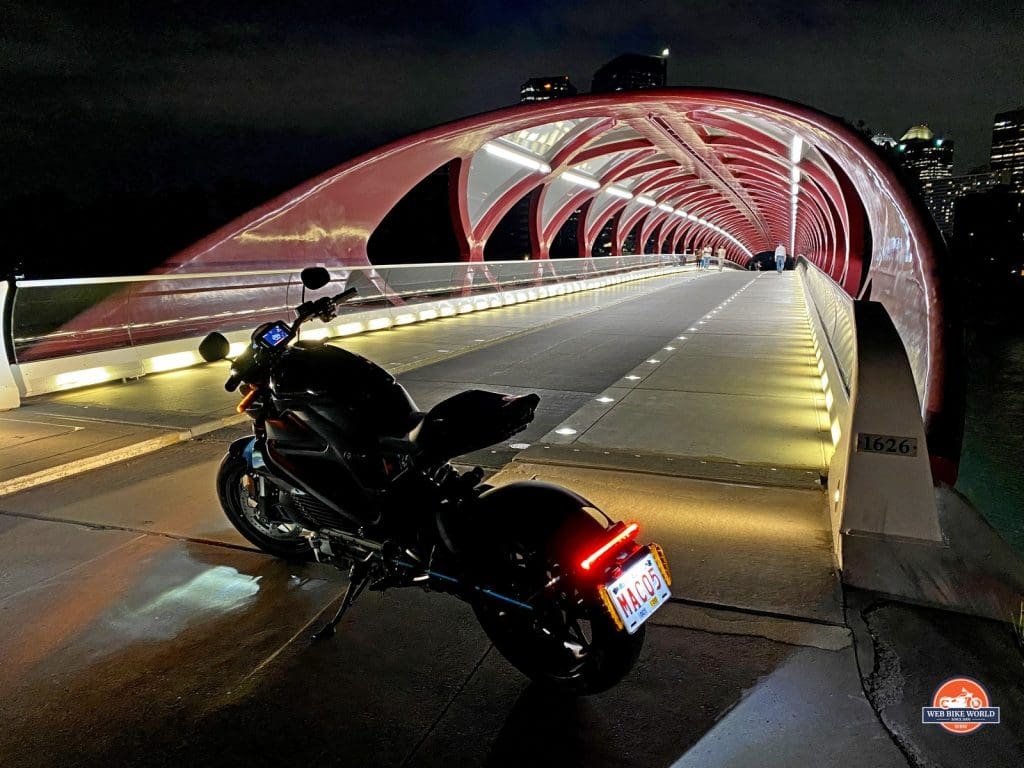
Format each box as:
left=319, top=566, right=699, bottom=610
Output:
left=8, top=254, right=686, bottom=365
left=14, top=254, right=672, bottom=287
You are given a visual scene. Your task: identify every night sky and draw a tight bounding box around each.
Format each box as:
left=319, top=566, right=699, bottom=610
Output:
left=3, top=1, right=1023, bottom=213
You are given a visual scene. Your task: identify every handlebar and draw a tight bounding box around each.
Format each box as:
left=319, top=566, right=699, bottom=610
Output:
left=225, top=344, right=255, bottom=392
left=224, top=285, right=359, bottom=392
left=295, top=286, right=359, bottom=325
left=334, top=286, right=359, bottom=303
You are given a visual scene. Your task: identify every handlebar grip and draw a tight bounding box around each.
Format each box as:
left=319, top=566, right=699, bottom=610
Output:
left=225, top=374, right=242, bottom=393
left=333, top=286, right=358, bottom=302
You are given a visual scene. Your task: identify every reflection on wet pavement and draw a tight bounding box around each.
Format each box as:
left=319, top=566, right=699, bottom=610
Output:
left=107, top=565, right=262, bottom=643
left=0, top=513, right=893, bottom=768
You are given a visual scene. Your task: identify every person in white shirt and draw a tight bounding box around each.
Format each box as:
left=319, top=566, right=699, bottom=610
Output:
left=774, top=243, right=786, bottom=273
left=716, top=246, right=726, bottom=271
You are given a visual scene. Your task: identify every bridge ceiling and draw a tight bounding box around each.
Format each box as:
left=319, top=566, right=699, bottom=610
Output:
left=451, top=103, right=861, bottom=263
left=167, top=90, right=902, bottom=282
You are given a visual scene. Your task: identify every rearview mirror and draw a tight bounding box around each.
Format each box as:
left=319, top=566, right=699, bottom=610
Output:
left=199, top=332, right=231, bottom=362
left=300, top=266, right=331, bottom=291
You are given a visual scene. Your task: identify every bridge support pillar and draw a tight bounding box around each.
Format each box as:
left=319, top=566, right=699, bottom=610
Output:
left=833, top=301, right=944, bottom=594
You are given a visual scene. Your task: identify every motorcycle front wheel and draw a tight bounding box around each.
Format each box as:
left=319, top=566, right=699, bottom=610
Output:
left=216, top=452, right=312, bottom=560
left=472, top=519, right=645, bottom=695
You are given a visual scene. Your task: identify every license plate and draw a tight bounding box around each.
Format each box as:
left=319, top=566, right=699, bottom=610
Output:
left=602, top=548, right=671, bottom=634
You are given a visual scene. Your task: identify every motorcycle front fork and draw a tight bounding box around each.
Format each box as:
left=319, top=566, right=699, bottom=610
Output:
left=241, top=473, right=277, bottom=525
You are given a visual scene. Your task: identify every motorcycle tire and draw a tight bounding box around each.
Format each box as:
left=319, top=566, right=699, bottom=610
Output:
left=472, top=510, right=645, bottom=695
left=217, top=452, right=312, bottom=561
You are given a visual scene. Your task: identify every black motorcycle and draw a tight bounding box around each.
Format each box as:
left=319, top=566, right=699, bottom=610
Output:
left=198, top=267, right=672, bottom=694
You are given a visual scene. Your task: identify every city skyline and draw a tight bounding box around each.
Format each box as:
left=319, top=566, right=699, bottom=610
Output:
left=3, top=0, right=1022, bottom=207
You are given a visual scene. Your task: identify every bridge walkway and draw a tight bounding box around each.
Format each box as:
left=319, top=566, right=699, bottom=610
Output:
left=0, top=270, right=838, bottom=623
left=502, top=271, right=839, bottom=623
left=0, top=269, right=907, bottom=768
left=0, top=270, right=694, bottom=494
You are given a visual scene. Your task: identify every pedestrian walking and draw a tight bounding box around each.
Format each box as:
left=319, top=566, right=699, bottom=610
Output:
left=702, top=245, right=712, bottom=270
left=716, top=246, right=725, bottom=272
left=774, top=243, right=786, bottom=274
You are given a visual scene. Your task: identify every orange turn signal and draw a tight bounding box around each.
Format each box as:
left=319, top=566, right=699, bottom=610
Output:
left=650, top=542, right=672, bottom=587
left=236, top=388, right=259, bottom=413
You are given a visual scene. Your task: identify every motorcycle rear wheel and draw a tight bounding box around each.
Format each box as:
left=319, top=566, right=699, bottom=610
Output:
left=217, top=453, right=312, bottom=560
left=473, top=517, right=645, bottom=695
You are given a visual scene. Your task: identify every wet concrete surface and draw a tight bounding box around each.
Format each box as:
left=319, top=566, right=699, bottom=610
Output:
left=0, top=272, right=907, bottom=766
left=0, top=513, right=898, bottom=768
left=0, top=516, right=803, bottom=768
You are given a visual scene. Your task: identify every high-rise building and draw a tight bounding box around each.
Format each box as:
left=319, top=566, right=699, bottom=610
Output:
left=921, top=169, right=1010, bottom=236
left=591, top=53, right=667, bottom=93
left=991, top=107, right=1024, bottom=193
left=519, top=76, right=577, bottom=103
left=895, top=125, right=954, bottom=183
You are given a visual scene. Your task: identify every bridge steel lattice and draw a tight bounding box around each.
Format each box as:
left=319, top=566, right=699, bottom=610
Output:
left=2, top=89, right=963, bottom=483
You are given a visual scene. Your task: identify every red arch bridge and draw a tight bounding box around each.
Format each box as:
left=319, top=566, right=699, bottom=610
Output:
left=0, top=89, right=972, bottom=596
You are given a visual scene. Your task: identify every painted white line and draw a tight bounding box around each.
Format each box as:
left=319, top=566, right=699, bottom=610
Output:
left=0, top=413, right=249, bottom=497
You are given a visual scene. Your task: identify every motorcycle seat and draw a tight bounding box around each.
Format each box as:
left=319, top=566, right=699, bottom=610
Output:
left=378, top=391, right=540, bottom=459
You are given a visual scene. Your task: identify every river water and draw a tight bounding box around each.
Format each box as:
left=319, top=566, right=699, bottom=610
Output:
left=956, top=329, right=1024, bottom=556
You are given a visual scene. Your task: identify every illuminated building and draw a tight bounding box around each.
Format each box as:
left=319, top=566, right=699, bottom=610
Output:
left=895, top=125, right=954, bottom=183
left=591, top=53, right=667, bottom=93
left=520, top=76, right=577, bottom=103
left=921, top=169, right=1009, bottom=236
left=990, top=107, right=1024, bottom=193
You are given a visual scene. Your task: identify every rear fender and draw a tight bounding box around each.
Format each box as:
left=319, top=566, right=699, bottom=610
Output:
left=441, top=480, right=612, bottom=571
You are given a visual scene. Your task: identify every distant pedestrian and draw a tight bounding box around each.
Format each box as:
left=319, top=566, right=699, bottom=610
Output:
left=774, top=243, right=786, bottom=274
left=702, top=245, right=712, bottom=270
left=716, top=246, right=725, bottom=272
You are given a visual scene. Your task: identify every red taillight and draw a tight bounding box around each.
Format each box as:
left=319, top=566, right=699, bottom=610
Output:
left=580, top=522, right=640, bottom=571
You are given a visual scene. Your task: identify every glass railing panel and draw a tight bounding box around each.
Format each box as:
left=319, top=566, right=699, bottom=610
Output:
left=12, top=282, right=133, bottom=362
left=9, top=256, right=681, bottom=363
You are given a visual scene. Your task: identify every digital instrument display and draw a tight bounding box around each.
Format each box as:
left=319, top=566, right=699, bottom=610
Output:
left=259, top=322, right=293, bottom=348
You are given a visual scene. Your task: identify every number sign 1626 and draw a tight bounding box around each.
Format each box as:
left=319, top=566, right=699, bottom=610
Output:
left=856, top=433, right=917, bottom=457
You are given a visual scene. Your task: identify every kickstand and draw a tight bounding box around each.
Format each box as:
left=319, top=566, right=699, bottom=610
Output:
left=312, top=562, right=372, bottom=642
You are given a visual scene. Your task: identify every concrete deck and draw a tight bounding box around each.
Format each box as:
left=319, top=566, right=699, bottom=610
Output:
left=489, top=272, right=840, bottom=625
left=534, top=272, right=831, bottom=478
left=0, top=271, right=693, bottom=493
left=0, top=269, right=935, bottom=767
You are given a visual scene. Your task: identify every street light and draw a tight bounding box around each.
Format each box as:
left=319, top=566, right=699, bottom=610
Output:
left=661, top=48, right=670, bottom=57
